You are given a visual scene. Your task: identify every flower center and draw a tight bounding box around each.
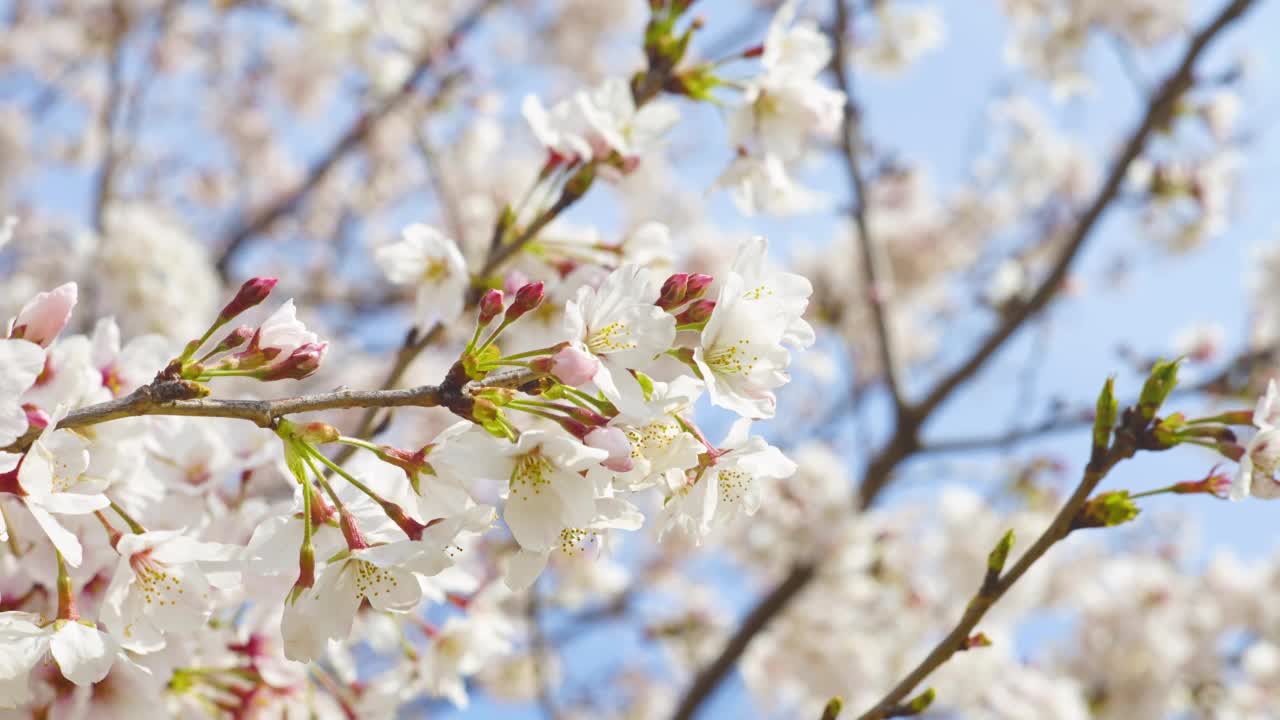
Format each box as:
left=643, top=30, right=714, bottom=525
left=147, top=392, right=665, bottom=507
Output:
left=705, top=342, right=759, bottom=377
left=586, top=321, right=636, bottom=355
left=422, top=257, right=452, bottom=283
left=511, top=451, right=553, bottom=498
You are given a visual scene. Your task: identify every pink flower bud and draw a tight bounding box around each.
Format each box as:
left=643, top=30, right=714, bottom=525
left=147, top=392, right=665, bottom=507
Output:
left=213, top=326, right=253, bottom=354
left=219, top=277, right=278, bottom=321
left=259, top=342, right=327, bottom=381
left=675, top=299, right=716, bottom=325
left=586, top=427, right=634, bottom=473
left=479, top=289, right=505, bottom=325
left=565, top=406, right=610, bottom=427
left=684, top=273, right=713, bottom=300
left=22, top=404, right=49, bottom=431
left=504, top=282, right=545, bottom=322
left=8, top=283, right=76, bottom=347
left=549, top=345, right=599, bottom=386
left=657, top=273, right=689, bottom=309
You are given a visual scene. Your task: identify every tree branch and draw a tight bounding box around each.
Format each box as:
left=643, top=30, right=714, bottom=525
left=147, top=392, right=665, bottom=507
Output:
left=212, top=0, right=501, bottom=279
left=852, top=404, right=1158, bottom=719
left=860, top=0, right=1259, bottom=504
left=665, top=2, right=1259, bottom=717
left=830, top=0, right=906, bottom=417
left=1, top=367, right=535, bottom=454
left=669, top=563, right=818, bottom=720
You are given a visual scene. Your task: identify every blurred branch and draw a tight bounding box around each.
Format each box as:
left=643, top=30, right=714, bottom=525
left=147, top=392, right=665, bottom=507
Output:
left=830, top=0, right=907, bottom=418
left=212, top=0, right=501, bottom=279
left=667, top=1, right=1259, bottom=717
left=861, top=0, right=1260, bottom=504
left=91, top=0, right=129, bottom=232
left=853, top=397, right=1160, bottom=719
left=669, top=563, right=819, bottom=720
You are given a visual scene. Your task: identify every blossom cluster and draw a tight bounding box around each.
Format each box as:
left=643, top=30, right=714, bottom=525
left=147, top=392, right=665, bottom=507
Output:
left=0, top=0, right=1278, bottom=719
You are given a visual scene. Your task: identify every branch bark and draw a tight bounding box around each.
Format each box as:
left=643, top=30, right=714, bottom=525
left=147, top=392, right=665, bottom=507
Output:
left=666, top=1, right=1258, bottom=717
left=858, top=0, right=1259, bottom=505
left=830, top=0, right=906, bottom=417
left=1, top=367, right=534, bottom=454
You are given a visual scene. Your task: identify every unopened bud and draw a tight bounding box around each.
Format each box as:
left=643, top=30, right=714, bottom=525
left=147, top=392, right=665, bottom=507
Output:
left=904, top=688, right=936, bottom=715
left=963, top=633, right=992, bottom=650
left=585, top=426, right=634, bottom=473
left=684, top=273, right=713, bottom=300
left=297, top=422, right=339, bottom=444
left=503, top=282, right=545, bottom=323
left=1217, top=441, right=1246, bottom=462
left=559, top=418, right=591, bottom=439
left=1092, top=377, right=1117, bottom=455
left=675, top=299, right=715, bottom=325
left=22, top=404, right=50, bottom=431
left=9, top=282, right=76, bottom=348
left=820, top=697, right=843, bottom=720
left=213, top=326, right=253, bottom=354
left=259, top=342, right=327, bottom=381
left=561, top=164, right=596, bottom=201
left=479, top=289, right=505, bottom=325
left=547, top=345, right=599, bottom=386
left=1072, top=490, right=1140, bottom=531
left=219, top=277, right=278, bottom=321
left=566, top=407, right=610, bottom=427
left=1138, top=358, right=1181, bottom=422
left=657, top=273, right=689, bottom=309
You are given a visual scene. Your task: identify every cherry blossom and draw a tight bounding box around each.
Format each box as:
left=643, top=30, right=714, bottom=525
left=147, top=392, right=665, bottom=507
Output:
left=374, top=224, right=470, bottom=329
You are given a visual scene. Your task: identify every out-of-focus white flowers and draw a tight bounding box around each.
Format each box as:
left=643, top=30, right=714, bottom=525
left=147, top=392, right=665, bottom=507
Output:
left=375, top=224, right=470, bottom=329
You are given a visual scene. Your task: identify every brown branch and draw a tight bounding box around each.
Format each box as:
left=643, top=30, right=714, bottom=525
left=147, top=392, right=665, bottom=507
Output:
left=852, top=405, right=1159, bottom=720
left=2, top=366, right=535, bottom=454
left=666, top=1, right=1259, bottom=717
left=91, top=0, right=129, bottom=232
left=859, top=0, right=1259, bottom=505
left=212, top=0, right=500, bottom=279
left=669, top=563, right=818, bottom=720
left=830, top=0, right=906, bottom=417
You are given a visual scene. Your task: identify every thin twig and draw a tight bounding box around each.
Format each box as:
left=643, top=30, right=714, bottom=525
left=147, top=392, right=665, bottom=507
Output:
left=859, top=0, right=1260, bottom=505
left=830, top=0, right=906, bottom=417
left=665, top=2, right=1259, bottom=717
left=212, top=0, right=501, bottom=278
left=852, top=408, right=1155, bottom=719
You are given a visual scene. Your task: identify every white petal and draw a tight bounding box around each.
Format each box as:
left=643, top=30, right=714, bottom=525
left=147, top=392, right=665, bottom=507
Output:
left=38, top=492, right=109, bottom=515
left=27, top=503, right=83, bottom=566
left=504, top=549, right=549, bottom=591
left=50, top=621, right=116, bottom=686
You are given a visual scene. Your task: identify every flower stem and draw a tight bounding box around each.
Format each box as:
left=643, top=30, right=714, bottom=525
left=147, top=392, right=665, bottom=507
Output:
left=109, top=499, right=146, bottom=534
left=55, top=549, right=78, bottom=621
